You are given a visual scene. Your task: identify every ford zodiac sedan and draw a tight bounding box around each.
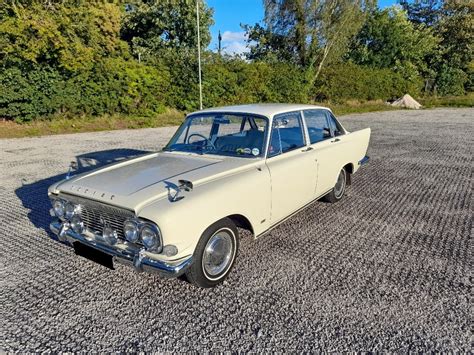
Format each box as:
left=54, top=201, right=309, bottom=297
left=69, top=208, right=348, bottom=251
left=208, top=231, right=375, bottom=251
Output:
left=48, top=104, right=371, bottom=288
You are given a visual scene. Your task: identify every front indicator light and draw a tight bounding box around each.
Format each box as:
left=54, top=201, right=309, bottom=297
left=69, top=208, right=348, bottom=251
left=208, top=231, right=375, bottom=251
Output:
left=163, top=245, right=178, bottom=257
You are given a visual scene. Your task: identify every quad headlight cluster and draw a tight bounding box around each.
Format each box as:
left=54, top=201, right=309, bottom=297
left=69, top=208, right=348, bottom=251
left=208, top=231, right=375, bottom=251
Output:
left=123, top=218, right=162, bottom=252
left=52, top=199, right=83, bottom=234
left=51, top=198, right=161, bottom=252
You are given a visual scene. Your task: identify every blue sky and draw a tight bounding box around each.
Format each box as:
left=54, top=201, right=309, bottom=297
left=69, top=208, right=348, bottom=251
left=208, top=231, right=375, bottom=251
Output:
left=207, top=0, right=398, bottom=54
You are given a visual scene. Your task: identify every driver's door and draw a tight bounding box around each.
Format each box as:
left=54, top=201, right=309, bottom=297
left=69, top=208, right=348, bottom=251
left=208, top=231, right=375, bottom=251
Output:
left=265, top=111, right=318, bottom=224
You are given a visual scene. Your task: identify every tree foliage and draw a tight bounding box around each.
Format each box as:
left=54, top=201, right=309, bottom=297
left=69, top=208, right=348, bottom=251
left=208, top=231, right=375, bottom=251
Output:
left=399, top=0, right=442, bottom=26
left=247, top=0, right=375, bottom=81
left=121, top=0, right=213, bottom=59
left=0, top=0, right=471, bottom=122
left=348, top=6, right=439, bottom=80
left=0, top=0, right=127, bottom=71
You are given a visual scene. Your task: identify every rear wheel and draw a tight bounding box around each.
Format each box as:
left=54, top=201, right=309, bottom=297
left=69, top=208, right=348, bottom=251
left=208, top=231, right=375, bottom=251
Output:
left=323, top=168, right=347, bottom=203
left=185, top=218, right=239, bottom=288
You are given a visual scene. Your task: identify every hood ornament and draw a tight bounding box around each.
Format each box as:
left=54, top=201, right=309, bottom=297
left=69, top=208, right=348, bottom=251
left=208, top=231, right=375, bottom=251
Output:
left=167, top=179, right=193, bottom=202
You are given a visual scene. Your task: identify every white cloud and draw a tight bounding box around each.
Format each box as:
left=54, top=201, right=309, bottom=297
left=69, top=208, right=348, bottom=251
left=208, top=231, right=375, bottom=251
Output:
left=219, top=31, right=249, bottom=56
left=221, top=31, right=248, bottom=42
left=222, top=41, right=249, bottom=56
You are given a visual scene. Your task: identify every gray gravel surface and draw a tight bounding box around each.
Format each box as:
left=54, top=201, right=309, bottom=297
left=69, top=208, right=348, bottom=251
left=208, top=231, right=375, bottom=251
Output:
left=1, top=108, right=472, bottom=352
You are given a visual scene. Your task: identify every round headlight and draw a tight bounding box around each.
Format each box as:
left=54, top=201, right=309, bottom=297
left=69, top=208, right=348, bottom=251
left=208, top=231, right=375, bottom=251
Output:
left=71, top=215, right=84, bottom=234
left=53, top=199, right=65, bottom=218
left=64, top=202, right=76, bottom=220
left=103, top=226, right=118, bottom=245
left=123, top=220, right=139, bottom=243
left=140, top=224, right=161, bottom=251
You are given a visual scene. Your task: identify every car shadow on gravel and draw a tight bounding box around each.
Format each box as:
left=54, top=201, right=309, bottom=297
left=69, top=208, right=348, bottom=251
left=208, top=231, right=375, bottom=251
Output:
left=15, top=148, right=150, bottom=238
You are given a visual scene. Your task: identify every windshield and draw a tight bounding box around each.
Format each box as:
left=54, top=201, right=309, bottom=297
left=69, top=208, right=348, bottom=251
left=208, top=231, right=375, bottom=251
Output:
left=164, top=113, right=268, bottom=158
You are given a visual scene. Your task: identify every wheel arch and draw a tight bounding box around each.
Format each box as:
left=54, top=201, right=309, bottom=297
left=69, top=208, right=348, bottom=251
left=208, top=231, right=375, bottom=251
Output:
left=343, top=163, right=353, bottom=185
left=225, top=214, right=254, bottom=236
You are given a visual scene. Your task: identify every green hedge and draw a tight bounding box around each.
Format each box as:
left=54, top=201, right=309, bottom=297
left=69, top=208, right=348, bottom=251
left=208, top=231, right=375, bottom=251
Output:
left=202, top=60, right=310, bottom=107
left=315, top=62, right=423, bottom=102
left=2, top=57, right=464, bottom=123
left=0, top=59, right=169, bottom=122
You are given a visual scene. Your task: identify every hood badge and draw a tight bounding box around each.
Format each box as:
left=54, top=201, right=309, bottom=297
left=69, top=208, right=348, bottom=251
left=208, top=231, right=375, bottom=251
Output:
left=166, top=179, right=193, bottom=202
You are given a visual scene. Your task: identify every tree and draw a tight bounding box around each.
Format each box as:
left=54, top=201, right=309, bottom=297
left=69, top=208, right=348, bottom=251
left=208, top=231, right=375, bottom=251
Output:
left=0, top=0, right=127, bottom=72
left=399, top=0, right=442, bottom=26
left=348, top=6, right=439, bottom=84
left=121, top=0, right=213, bottom=60
left=438, top=1, right=473, bottom=72
left=246, top=0, right=375, bottom=82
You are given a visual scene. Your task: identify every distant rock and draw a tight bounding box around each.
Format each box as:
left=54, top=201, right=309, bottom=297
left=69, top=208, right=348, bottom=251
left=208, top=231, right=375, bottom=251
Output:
left=391, top=94, right=422, bottom=109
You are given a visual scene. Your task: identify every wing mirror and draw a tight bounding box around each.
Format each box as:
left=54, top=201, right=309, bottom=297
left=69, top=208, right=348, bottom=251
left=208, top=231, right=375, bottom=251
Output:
left=273, top=118, right=289, bottom=129
left=66, top=161, right=78, bottom=180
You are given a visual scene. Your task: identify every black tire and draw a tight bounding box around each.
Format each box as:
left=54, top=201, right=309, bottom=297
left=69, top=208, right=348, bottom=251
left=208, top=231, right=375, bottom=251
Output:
left=323, top=168, right=347, bottom=203
left=185, top=218, right=239, bottom=288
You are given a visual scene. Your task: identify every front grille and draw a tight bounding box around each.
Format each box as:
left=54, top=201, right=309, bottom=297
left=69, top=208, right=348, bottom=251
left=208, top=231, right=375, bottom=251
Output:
left=60, top=193, right=134, bottom=240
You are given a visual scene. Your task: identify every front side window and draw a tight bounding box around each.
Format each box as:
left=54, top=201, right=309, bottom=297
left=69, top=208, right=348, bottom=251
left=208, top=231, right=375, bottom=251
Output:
left=165, top=113, right=268, bottom=158
left=303, top=109, right=332, bottom=144
left=268, top=111, right=306, bottom=157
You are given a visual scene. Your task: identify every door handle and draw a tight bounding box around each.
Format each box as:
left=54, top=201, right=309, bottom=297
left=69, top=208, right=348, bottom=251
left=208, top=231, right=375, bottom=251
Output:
left=301, top=147, right=313, bottom=152
left=331, top=138, right=340, bottom=143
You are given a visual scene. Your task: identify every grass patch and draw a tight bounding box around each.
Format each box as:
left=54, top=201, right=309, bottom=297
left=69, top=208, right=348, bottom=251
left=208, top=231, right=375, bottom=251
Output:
left=0, top=109, right=185, bottom=139
left=419, top=93, right=474, bottom=108
left=323, top=99, right=400, bottom=116
left=1, top=95, right=472, bottom=139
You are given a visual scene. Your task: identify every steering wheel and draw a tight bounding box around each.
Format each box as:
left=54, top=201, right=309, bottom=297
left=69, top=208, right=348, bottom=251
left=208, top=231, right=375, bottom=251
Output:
left=187, top=133, right=216, bottom=150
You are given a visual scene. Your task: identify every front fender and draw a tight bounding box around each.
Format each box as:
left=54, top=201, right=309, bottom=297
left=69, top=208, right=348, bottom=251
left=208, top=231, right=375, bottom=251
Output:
left=138, top=163, right=272, bottom=260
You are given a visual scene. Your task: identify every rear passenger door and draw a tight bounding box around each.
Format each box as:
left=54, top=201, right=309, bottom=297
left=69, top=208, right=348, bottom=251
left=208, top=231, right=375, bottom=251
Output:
left=265, top=111, right=318, bottom=224
left=303, top=109, right=347, bottom=197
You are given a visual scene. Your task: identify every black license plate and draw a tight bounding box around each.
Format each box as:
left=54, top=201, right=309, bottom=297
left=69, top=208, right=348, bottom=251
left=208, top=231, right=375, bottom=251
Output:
left=73, top=242, right=114, bottom=270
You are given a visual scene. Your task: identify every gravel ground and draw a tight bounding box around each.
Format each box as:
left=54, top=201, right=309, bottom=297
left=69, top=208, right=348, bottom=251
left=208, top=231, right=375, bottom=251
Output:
left=0, top=108, right=472, bottom=352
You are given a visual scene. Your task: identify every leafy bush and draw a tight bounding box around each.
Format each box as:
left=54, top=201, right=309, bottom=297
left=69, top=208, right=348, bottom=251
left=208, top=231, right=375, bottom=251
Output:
left=0, top=66, right=64, bottom=122
left=63, top=58, right=169, bottom=116
left=202, top=59, right=310, bottom=108
left=315, top=62, right=423, bottom=102
left=0, top=60, right=169, bottom=122
left=435, top=65, right=468, bottom=96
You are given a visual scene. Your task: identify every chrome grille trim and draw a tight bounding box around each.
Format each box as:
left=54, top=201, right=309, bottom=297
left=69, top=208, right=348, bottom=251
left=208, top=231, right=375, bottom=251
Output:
left=59, top=193, right=134, bottom=240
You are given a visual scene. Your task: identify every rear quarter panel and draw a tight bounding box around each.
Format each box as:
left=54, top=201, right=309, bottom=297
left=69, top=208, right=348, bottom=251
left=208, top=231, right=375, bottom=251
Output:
left=344, top=128, right=371, bottom=174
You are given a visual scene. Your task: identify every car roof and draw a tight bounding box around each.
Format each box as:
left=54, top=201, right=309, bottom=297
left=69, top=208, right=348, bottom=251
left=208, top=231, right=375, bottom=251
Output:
left=192, top=103, right=332, bottom=118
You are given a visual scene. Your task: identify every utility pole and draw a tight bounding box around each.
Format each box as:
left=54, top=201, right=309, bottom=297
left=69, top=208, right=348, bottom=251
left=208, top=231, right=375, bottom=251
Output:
left=196, top=0, right=203, bottom=110
left=218, top=30, right=222, bottom=55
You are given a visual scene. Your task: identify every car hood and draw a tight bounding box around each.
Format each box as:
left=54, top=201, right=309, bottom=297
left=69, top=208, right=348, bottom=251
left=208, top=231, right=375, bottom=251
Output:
left=55, top=152, right=260, bottom=212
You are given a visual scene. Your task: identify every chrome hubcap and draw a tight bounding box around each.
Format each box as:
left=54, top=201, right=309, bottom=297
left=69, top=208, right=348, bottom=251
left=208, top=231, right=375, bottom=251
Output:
left=334, top=169, right=346, bottom=198
left=202, top=230, right=234, bottom=278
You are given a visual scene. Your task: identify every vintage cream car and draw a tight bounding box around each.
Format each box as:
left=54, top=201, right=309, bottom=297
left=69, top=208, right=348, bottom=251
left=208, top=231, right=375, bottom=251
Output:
left=48, top=104, right=370, bottom=288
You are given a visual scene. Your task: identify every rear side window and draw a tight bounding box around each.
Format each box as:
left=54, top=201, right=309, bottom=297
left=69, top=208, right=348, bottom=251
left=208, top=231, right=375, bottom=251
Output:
left=303, top=109, right=332, bottom=144
left=268, top=111, right=306, bottom=157
left=327, top=113, right=344, bottom=136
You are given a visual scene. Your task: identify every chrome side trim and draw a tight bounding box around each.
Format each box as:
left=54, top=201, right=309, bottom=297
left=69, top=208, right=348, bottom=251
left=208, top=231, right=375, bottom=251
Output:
left=358, top=155, right=370, bottom=165
left=49, top=220, right=192, bottom=278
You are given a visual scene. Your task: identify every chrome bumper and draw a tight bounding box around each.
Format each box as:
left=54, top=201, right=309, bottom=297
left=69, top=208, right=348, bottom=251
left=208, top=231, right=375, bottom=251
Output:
left=50, top=220, right=192, bottom=278
left=358, top=155, right=370, bottom=165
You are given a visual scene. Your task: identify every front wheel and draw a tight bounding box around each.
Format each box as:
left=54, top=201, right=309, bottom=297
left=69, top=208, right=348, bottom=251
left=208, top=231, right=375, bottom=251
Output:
left=185, top=218, right=239, bottom=288
left=323, top=168, right=347, bottom=203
